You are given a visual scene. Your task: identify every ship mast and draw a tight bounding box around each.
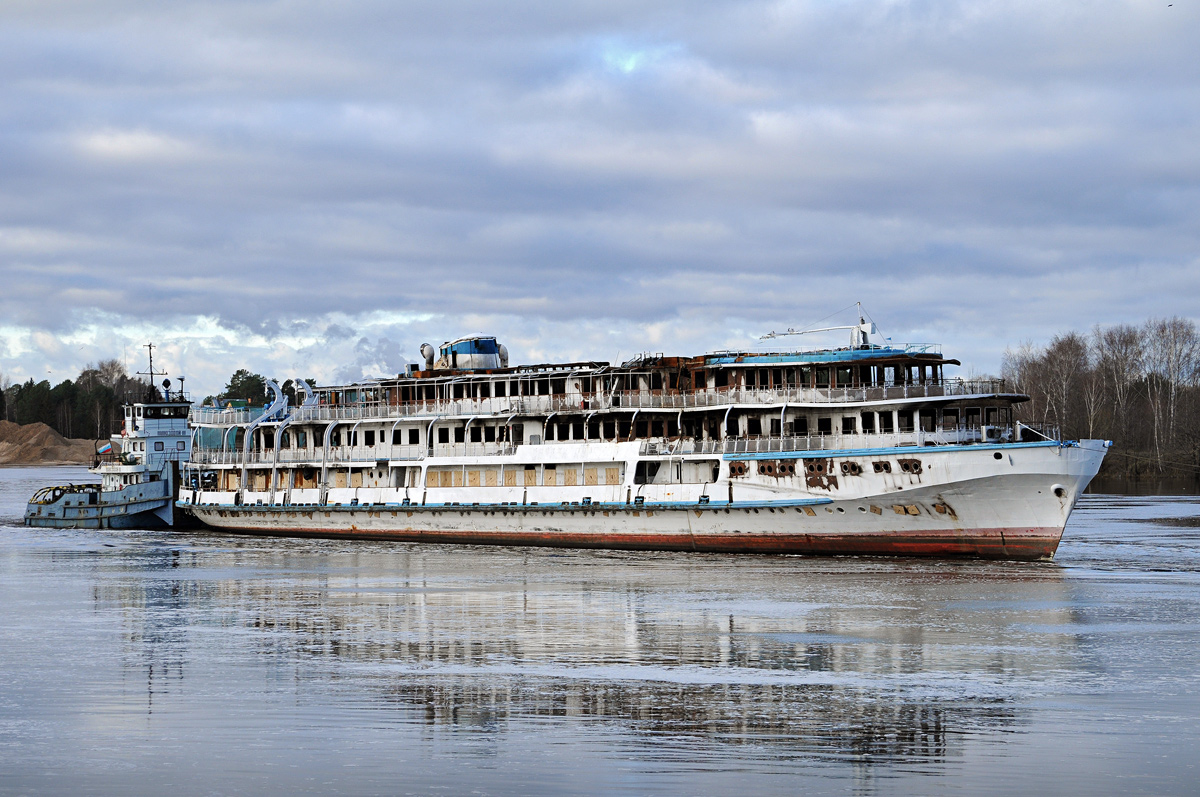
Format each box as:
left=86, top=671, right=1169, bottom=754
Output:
left=136, top=342, right=167, bottom=402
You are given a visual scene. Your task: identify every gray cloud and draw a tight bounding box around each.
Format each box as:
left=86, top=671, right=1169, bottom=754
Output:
left=1, top=1, right=1197, bottom=393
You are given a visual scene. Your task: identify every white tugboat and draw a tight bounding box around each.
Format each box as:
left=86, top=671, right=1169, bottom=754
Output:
left=178, top=310, right=1110, bottom=560
left=24, top=346, right=193, bottom=529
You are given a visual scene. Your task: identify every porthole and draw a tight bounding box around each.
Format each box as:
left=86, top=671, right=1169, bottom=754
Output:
left=836, top=507, right=845, bottom=514
left=994, top=452, right=1003, bottom=460
left=858, top=506, right=867, bottom=512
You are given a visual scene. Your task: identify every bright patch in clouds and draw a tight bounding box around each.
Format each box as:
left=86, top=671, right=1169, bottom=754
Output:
left=75, top=129, right=197, bottom=162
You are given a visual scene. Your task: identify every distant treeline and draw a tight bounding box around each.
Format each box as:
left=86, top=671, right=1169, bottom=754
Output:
left=1003, top=317, right=1200, bottom=477
left=0, top=360, right=155, bottom=440
left=0, top=363, right=313, bottom=440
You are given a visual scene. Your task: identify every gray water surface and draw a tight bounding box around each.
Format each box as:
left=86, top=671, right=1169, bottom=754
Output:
left=2, top=466, right=1198, bottom=795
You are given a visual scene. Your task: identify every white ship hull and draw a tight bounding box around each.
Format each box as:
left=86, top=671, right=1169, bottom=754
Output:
left=182, top=439, right=1107, bottom=560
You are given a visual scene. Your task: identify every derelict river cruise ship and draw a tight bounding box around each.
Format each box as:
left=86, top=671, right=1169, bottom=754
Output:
left=180, top=320, right=1109, bottom=560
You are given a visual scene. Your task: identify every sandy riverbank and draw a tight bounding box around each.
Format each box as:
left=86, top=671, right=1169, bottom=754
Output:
left=0, top=421, right=101, bottom=465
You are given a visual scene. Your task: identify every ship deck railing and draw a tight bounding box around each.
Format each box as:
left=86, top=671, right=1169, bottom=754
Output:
left=639, top=426, right=1028, bottom=456
left=190, top=378, right=1015, bottom=427
left=188, top=442, right=523, bottom=467
left=185, top=425, right=1061, bottom=469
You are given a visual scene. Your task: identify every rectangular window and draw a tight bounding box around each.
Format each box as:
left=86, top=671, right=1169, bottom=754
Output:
left=409, top=428, right=419, bottom=445
left=177, top=441, right=186, bottom=450
left=393, top=429, right=403, bottom=445
left=861, top=412, right=876, bottom=432
left=484, top=426, right=496, bottom=442
left=942, top=408, right=959, bottom=428
left=747, top=418, right=762, bottom=437
left=470, top=426, right=482, bottom=443
left=795, top=416, right=809, bottom=435
left=842, top=417, right=856, bottom=434
left=154, top=441, right=164, bottom=451
left=365, top=430, right=375, bottom=447
left=965, top=408, right=981, bottom=429
left=898, top=411, right=914, bottom=433
left=880, top=412, right=894, bottom=433
left=495, top=382, right=505, bottom=398
left=836, top=367, right=852, bottom=387
left=816, top=368, right=830, bottom=388
left=438, top=427, right=450, bottom=444
left=817, top=417, right=832, bottom=434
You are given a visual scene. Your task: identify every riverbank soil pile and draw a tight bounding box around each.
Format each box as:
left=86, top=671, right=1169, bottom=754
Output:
left=0, top=421, right=99, bottom=465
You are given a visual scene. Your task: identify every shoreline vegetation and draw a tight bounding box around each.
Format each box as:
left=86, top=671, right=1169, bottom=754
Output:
left=1004, top=316, right=1200, bottom=483
left=2, top=316, right=1197, bottom=482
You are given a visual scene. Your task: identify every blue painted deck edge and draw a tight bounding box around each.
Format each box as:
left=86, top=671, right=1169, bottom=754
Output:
left=180, top=497, right=835, bottom=512
left=722, top=440, right=1065, bottom=460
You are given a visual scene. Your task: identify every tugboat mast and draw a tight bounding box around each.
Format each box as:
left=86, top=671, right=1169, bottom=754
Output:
left=136, top=342, right=167, bottom=402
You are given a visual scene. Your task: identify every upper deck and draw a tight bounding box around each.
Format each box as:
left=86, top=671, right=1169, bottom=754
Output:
left=190, top=340, right=1015, bottom=428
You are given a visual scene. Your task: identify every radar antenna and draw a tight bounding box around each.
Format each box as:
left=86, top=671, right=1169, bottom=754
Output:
left=760, top=302, right=879, bottom=349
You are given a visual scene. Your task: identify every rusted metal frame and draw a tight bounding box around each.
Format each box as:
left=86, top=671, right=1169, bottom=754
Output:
left=241, top=380, right=285, bottom=494
left=319, top=420, right=348, bottom=503
left=389, top=418, right=404, bottom=460
left=425, top=416, right=443, bottom=454
left=345, top=419, right=364, bottom=495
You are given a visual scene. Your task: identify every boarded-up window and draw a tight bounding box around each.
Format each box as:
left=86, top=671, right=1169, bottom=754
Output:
left=485, top=470, right=498, bottom=487
left=606, top=467, right=620, bottom=485
left=543, top=466, right=557, bottom=486
left=585, top=469, right=598, bottom=486
left=504, top=469, right=517, bottom=487
left=564, top=469, right=577, bottom=486
left=451, top=470, right=463, bottom=487
left=468, top=470, right=480, bottom=487
left=524, top=467, right=537, bottom=486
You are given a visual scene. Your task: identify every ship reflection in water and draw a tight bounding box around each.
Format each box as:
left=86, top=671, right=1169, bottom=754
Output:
left=93, top=541, right=1068, bottom=767
left=6, top=467, right=1200, bottom=795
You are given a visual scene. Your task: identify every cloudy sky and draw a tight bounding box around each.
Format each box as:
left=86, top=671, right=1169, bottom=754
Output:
left=1, top=0, right=1196, bottom=396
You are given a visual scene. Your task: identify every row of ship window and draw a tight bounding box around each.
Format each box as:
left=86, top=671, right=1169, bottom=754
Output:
left=265, top=406, right=1011, bottom=450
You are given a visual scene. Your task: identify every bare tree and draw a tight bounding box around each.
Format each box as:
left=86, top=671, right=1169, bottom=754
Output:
left=1143, top=317, right=1200, bottom=470
left=1092, top=324, right=1144, bottom=445
left=1042, top=332, right=1089, bottom=438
